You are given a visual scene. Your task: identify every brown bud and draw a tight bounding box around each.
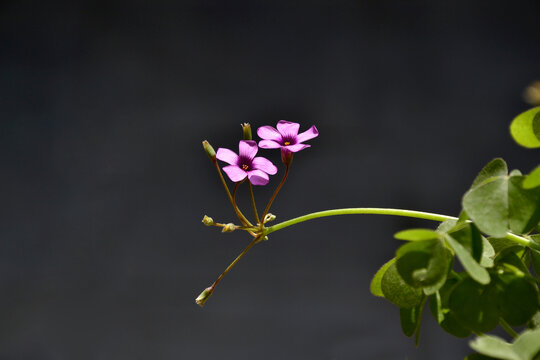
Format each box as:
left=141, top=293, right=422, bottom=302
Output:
left=241, top=123, right=252, bottom=140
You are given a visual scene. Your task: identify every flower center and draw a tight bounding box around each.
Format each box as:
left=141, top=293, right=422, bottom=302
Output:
left=242, top=164, right=249, bottom=170
left=284, top=141, right=290, bottom=146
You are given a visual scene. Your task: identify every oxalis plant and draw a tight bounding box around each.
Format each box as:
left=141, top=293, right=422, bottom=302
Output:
left=197, top=107, right=540, bottom=360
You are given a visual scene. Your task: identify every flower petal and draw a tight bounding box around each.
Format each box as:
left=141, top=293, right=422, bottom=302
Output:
left=238, top=140, right=258, bottom=160
left=284, top=143, right=310, bottom=152
left=216, top=148, right=239, bottom=165
left=252, top=156, right=278, bottom=175
left=247, top=169, right=269, bottom=186
left=222, top=165, right=248, bottom=182
left=296, top=125, right=319, bottom=144
left=276, top=120, right=300, bottom=138
left=257, top=126, right=282, bottom=141
left=258, top=139, right=282, bottom=149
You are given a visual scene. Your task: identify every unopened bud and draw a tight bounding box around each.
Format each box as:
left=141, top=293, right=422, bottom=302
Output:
left=202, top=215, right=214, bottom=226
left=202, top=140, right=216, bottom=160
left=241, top=123, right=252, bottom=140
left=221, top=223, right=236, bottom=233
left=195, top=286, right=213, bottom=307
left=263, top=213, right=276, bottom=223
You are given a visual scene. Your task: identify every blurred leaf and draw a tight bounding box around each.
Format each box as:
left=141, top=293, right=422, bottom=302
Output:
left=470, top=335, right=520, bottom=360
left=429, top=279, right=471, bottom=338
left=523, top=166, right=540, bottom=189
left=528, top=312, right=540, bottom=330
left=381, top=262, right=423, bottom=308
left=400, top=302, right=423, bottom=338
left=449, top=278, right=499, bottom=333
left=510, top=107, right=540, bottom=148
left=531, top=249, right=540, bottom=278
left=396, top=239, right=451, bottom=288
left=470, top=329, right=540, bottom=360
left=513, top=328, right=540, bottom=360
left=394, top=228, right=439, bottom=241
left=446, top=234, right=490, bottom=284
left=370, top=258, right=395, bottom=297
left=497, top=274, right=539, bottom=326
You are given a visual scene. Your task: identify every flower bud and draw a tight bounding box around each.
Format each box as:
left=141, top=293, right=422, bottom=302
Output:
left=221, top=223, right=236, bottom=233
left=202, top=215, right=214, bottom=226
left=195, top=286, right=213, bottom=307
left=202, top=140, right=216, bottom=160
left=263, top=213, right=276, bottom=224
left=241, top=123, right=252, bottom=140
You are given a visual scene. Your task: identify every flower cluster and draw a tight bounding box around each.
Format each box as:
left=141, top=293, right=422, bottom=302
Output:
left=215, top=120, right=318, bottom=185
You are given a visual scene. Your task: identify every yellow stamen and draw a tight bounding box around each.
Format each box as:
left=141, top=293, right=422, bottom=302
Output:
left=284, top=141, right=290, bottom=146
left=242, top=164, right=249, bottom=170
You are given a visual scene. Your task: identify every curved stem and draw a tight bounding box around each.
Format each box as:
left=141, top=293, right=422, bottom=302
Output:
left=261, top=163, right=290, bottom=220
left=265, top=208, right=456, bottom=234
left=263, top=207, right=533, bottom=249
left=213, top=160, right=252, bottom=227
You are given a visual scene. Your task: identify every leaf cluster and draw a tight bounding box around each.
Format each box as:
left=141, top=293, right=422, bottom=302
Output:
left=370, top=158, right=540, bottom=359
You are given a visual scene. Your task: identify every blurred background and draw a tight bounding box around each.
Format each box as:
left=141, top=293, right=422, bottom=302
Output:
left=1, top=1, right=539, bottom=359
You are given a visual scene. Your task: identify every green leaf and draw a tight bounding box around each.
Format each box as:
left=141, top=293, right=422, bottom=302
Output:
left=381, top=262, right=423, bottom=308
left=449, top=223, right=483, bottom=262
left=446, top=234, right=490, bottom=285
left=531, top=249, right=540, bottom=278
left=510, top=107, right=540, bottom=148
left=524, top=166, right=540, bottom=189
left=471, top=158, right=508, bottom=189
left=429, top=279, right=471, bottom=338
left=470, top=329, right=540, bottom=360
left=470, top=335, right=520, bottom=360
left=437, top=219, right=458, bottom=233
left=394, top=228, right=439, bottom=241
left=370, top=258, right=396, bottom=297
left=462, top=159, right=540, bottom=237
left=513, top=328, right=540, bottom=360
left=481, top=237, right=495, bottom=268
left=400, top=304, right=422, bottom=337
left=449, top=278, right=499, bottom=333
left=496, top=274, right=539, bottom=326
left=395, top=239, right=451, bottom=289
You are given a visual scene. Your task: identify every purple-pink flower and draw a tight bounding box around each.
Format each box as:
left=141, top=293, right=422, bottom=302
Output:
left=216, top=140, right=278, bottom=186
left=257, top=120, right=319, bottom=153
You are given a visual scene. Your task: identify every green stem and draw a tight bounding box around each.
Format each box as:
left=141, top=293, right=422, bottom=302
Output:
left=263, top=207, right=533, bottom=249
left=499, top=318, right=519, bottom=339
left=261, top=163, right=290, bottom=221
left=265, top=208, right=456, bottom=234
left=248, top=182, right=260, bottom=224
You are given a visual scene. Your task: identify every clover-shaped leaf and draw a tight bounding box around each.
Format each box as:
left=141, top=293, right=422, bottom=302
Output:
left=463, top=158, right=540, bottom=238
left=470, top=328, right=540, bottom=360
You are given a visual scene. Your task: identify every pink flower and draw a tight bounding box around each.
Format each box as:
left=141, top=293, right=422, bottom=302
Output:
left=257, top=120, right=319, bottom=153
left=216, top=140, right=278, bottom=186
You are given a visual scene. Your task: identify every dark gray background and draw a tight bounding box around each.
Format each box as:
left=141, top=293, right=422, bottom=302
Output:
left=1, top=1, right=539, bottom=359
